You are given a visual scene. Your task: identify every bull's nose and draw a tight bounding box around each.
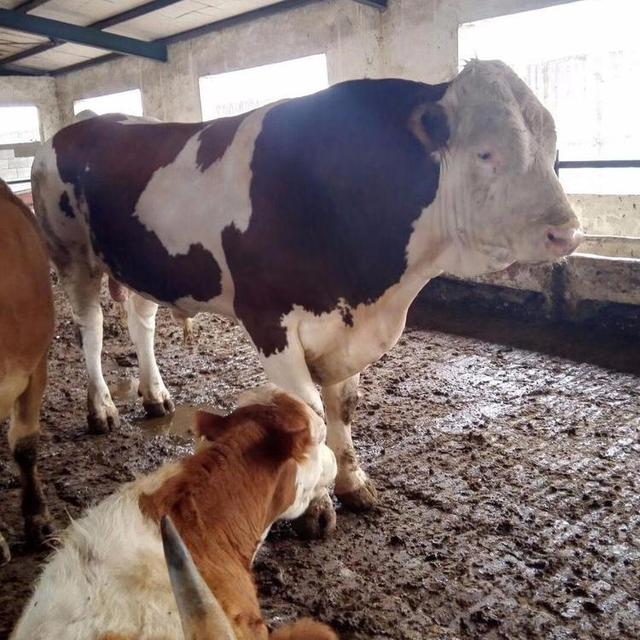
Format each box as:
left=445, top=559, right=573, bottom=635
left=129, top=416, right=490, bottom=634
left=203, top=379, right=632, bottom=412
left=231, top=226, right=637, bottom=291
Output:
left=545, top=226, right=584, bottom=257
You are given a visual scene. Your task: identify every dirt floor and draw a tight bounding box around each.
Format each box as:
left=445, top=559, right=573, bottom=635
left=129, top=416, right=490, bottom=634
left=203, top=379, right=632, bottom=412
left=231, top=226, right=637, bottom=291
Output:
left=1, top=281, right=639, bottom=640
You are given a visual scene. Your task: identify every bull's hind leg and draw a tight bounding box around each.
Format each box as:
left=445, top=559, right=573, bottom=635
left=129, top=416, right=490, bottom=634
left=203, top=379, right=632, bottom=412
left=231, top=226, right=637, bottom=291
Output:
left=322, top=374, right=377, bottom=510
left=60, top=268, right=119, bottom=433
left=124, top=293, right=174, bottom=417
left=9, top=356, right=53, bottom=549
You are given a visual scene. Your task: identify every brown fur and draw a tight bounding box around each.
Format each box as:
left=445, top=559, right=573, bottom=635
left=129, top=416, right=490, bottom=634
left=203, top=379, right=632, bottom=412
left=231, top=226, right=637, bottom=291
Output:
left=0, top=178, right=54, bottom=553
left=271, top=619, right=338, bottom=640
left=140, top=392, right=333, bottom=639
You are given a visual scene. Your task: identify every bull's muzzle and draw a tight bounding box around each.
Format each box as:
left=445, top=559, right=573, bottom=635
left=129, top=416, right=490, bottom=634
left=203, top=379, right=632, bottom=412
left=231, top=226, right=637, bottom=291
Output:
left=545, top=225, right=584, bottom=257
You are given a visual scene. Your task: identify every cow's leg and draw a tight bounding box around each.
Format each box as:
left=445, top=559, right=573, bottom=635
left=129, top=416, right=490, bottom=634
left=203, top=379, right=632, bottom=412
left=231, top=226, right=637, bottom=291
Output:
left=60, top=269, right=119, bottom=433
left=260, top=343, right=336, bottom=539
left=322, top=374, right=377, bottom=511
left=125, top=293, right=174, bottom=417
left=9, top=356, right=53, bottom=549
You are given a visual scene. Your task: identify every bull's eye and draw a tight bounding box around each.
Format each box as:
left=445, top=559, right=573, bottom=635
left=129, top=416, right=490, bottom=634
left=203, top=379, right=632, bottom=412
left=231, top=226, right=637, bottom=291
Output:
left=478, top=152, right=492, bottom=161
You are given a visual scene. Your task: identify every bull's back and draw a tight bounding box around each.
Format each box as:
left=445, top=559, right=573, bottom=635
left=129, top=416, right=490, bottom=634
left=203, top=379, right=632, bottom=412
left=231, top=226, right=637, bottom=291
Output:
left=0, top=181, right=53, bottom=394
left=34, top=114, right=252, bottom=312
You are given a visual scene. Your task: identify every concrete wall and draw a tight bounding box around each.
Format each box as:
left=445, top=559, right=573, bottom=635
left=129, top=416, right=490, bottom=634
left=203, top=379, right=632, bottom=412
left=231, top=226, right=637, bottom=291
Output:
left=55, top=0, right=383, bottom=124
left=0, top=76, right=61, bottom=188
left=53, top=0, right=582, bottom=125
left=568, top=194, right=640, bottom=237
left=0, top=76, right=61, bottom=139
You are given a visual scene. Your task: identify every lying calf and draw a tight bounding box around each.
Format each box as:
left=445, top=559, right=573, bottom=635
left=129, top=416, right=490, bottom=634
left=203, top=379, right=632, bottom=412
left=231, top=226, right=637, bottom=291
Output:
left=12, top=386, right=338, bottom=639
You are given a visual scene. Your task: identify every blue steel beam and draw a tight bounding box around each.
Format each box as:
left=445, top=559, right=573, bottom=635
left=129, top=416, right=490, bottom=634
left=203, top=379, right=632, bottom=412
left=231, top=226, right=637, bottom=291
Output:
left=353, top=0, right=387, bottom=8
left=0, top=8, right=167, bottom=61
left=0, top=0, right=181, bottom=67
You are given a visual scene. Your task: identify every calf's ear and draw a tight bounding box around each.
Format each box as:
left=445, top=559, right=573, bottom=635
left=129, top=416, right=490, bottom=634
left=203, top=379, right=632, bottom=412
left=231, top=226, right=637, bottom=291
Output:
left=195, top=410, right=230, bottom=441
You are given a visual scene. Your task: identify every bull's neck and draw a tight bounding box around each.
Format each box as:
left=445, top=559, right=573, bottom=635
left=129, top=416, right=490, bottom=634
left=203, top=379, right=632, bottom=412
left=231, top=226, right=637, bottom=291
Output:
left=400, top=180, right=456, bottom=298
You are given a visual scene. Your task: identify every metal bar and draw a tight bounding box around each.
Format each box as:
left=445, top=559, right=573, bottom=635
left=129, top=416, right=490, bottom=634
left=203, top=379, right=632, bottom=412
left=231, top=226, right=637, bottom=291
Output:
left=0, top=9, right=167, bottom=61
left=352, top=0, right=387, bottom=8
left=53, top=0, right=320, bottom=76
left=557, top=160, right=640, bottom=169
left=91, top=0, right=183, bottom=30
left=51, top=52, right=121, bottom=76
left=5, top=179, right=31, bottom=185
left=0, top=41, right=58, bottom=67
left=161, top=0, right=319, bottom=45
left=0, top=0, right=180, bottom=67
left=14, top=0, right=53, bottom=13
left=0, top=63, right=47, bottom=75
left=0, top=142, right=41, bottom=156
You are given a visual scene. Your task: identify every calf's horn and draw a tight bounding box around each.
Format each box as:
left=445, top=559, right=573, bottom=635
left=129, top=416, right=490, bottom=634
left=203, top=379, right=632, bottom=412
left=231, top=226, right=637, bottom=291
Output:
left=161, top=515, right=237, bottom=640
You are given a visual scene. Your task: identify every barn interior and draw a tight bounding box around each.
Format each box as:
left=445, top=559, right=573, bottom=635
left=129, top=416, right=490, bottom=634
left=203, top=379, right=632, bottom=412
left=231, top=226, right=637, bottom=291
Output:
left=0, top=1, right=638, bottom=639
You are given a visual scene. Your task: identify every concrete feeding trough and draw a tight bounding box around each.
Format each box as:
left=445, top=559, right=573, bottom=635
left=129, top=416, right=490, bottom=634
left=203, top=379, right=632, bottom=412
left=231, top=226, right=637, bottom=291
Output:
left=419, top=233, right=640, bottom=335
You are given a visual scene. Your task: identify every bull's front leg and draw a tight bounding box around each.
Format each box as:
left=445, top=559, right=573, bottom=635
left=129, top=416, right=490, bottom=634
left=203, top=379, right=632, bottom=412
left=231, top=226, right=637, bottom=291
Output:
left=259, top=338, right=336, bottom=539
left=322, top=374, right=377, bottom=511
left=124, top=293, right=175, bottom=417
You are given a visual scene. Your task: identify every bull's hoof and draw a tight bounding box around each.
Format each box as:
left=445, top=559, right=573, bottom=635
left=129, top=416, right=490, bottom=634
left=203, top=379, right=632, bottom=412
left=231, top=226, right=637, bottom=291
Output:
left=337, top=478, right=378, bottom=512
left=291, top=493, right=337, bottom=540
left=0, top=534, right=10, bottom=565
left=143, top=397, right=175, bottom=418
left=25, top=512, right=55, bottom=549
left=87, top=411, right=120, bottom=434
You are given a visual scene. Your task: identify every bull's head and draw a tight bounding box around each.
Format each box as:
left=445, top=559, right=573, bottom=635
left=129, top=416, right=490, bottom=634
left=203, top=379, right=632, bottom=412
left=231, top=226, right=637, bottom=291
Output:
left=423, top=60, right=583, bottom=276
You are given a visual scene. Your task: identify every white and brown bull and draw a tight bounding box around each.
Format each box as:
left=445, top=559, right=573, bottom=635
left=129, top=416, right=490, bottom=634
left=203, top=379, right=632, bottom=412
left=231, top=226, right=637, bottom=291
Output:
left=11, top=385, right=338, bottom=639
left=31, top=60, right=582, bottom=536
left=0, top=178, right=54, bottom=563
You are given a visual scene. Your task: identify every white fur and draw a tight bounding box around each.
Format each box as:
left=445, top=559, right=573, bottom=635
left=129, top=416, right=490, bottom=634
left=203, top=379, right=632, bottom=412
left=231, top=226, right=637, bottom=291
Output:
left=11, top=471, right=183, bottom=640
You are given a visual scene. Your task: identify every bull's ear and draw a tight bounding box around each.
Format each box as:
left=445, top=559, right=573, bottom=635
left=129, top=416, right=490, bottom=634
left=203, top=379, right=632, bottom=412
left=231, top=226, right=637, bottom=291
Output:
left=195, top=410, right=230, bottom=441
left=410, top=102, right=450, bottom=156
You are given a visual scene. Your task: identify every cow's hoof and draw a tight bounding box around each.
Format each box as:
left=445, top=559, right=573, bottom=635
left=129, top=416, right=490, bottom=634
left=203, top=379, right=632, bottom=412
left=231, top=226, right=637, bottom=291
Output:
left=25, top=513, right=54, bottom=549
left=0, top=534, right=10, bottom=565
left=292, top=494, right=336, bottom=540
left=87, top=411, right=119, bottom=434
left=143, top=397, right=175, bottom=418
left=337, top=478, right=378, bottom=512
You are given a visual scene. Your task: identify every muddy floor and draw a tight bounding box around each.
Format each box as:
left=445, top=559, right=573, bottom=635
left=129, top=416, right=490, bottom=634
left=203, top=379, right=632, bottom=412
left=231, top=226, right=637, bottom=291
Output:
left=1, top=281, right=639, bottom=639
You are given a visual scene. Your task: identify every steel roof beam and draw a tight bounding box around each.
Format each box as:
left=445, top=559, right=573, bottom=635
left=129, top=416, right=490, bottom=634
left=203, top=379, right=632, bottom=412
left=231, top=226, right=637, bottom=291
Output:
left=352, top=0, right=387, bottom=9
left=0, top=0, right=180, bottom=68
left=0, top=8, right=167, bottom=61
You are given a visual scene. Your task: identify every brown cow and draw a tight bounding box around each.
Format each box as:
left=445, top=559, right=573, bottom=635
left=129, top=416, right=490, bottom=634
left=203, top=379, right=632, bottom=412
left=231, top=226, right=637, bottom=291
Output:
left=0, top=178, right=54, bottom=563
left=11, top=385, right=338, bottom=639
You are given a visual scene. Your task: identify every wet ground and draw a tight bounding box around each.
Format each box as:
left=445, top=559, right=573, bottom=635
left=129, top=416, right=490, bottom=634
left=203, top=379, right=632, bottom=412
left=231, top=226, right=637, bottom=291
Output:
left=1, top=282, right=639, bottom=639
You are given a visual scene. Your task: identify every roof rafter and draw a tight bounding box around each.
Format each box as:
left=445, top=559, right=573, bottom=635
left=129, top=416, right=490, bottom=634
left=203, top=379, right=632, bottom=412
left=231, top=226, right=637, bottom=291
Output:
left=52, top=0, right=319, bottom=76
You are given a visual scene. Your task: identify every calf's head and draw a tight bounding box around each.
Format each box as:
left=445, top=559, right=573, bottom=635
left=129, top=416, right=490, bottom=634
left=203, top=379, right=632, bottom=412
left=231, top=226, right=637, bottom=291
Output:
left=196, top=384, right=337, bottom=522
left=425, top=60, right=582, bottom=275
